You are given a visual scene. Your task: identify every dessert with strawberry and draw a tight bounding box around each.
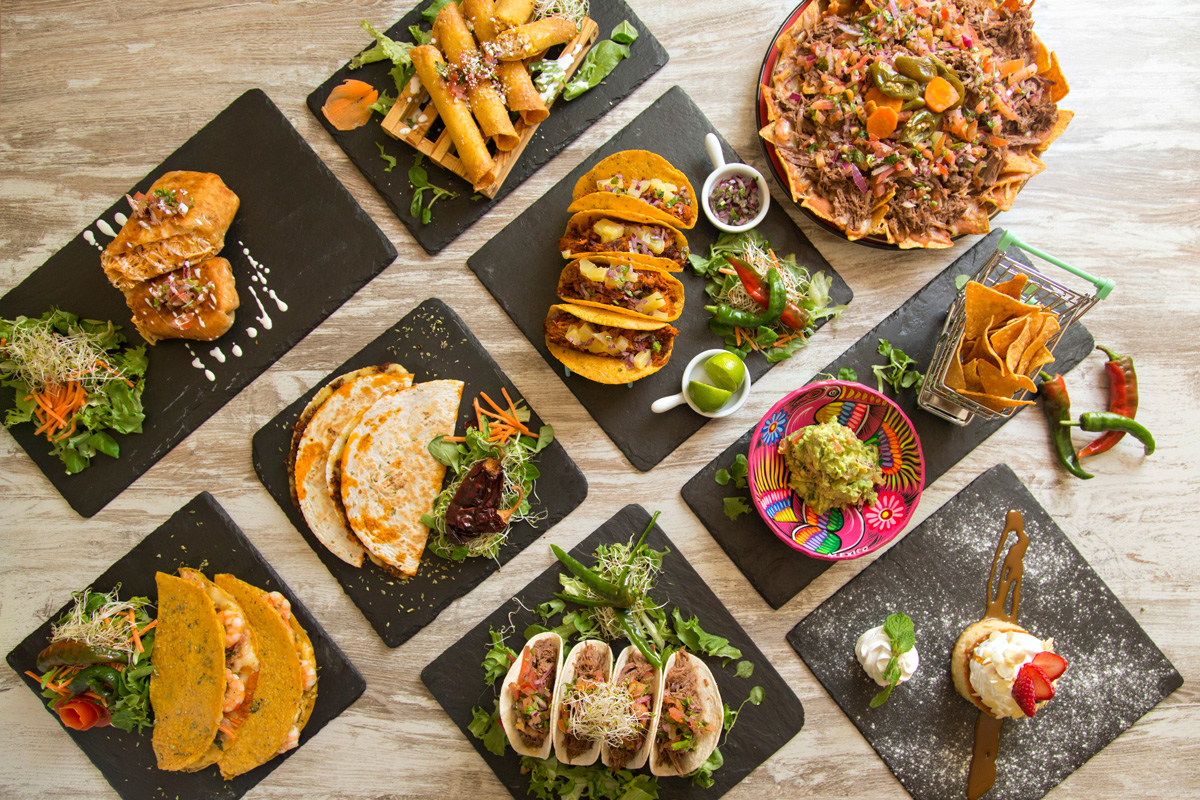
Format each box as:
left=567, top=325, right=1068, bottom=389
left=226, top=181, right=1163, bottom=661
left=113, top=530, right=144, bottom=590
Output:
left=951, top=618, right=1068, bottom=719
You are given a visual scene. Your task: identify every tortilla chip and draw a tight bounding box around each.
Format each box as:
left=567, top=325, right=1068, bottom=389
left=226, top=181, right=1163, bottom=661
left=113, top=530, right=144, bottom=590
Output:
left=979, top=359, right=1037, bottom=396
left=1033, top=36, right=1052, bottom=73
left=790, top=2, right=822, bottom=34
left=959, top=388, right=1035, bottom=412
left=950, top=203, right=994, bottom=236
left=989, top=316, right=1029, bottom=358
left=1002, top=151, right=1045, bottom=177
left=1036, top=109, right=1074, bottom=152
left=963, top=359, right=983, bottom=392
left=991, top=273, right=1029, bottom=300
left=1004, top=320, right=1036, bottom=374
left=1047, top=51, right=1070, bottom=102
left=1018, top=314, right=1060, bottom=374
left=945, top=349, right=967, bottom=392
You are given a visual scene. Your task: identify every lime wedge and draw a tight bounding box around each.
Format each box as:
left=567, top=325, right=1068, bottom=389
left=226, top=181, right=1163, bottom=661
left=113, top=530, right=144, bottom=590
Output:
left=688, top=381, right=733, bottom=412
left=705, top=352, right=746, bottom=392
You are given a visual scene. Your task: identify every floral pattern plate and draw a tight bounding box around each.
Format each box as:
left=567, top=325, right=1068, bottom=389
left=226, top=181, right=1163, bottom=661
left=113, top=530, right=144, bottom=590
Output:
left=748, top=381, right=925, bottom=560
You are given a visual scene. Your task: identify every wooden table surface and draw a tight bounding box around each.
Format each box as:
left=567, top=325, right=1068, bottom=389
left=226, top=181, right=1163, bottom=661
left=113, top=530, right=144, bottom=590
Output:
left=2, top=1, right=1196, bottom=798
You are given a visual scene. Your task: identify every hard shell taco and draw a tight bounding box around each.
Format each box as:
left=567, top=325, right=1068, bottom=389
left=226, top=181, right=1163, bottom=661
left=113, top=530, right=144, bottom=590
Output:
left=544, top=304, right=677, bottom=385
left=552, top=639, right=613, bottom=766
left=648, top=650, right=722, bottom=777
left=558, top=210, right=689, bottom=272
left=568, top=150, right=698, bottom=230
left=556, top=256, right=685, bottom=323
left=500, top=631, right=563, bottom=759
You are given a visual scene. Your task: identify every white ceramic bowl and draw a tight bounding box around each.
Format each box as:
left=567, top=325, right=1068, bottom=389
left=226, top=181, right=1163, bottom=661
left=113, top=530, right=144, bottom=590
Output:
left=700, top=132, right=770, bottom=234
left=650, top=348, right=751, bottom=418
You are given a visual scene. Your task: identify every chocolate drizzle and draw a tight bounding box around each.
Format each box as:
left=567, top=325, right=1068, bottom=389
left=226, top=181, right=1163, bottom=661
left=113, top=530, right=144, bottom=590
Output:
left=967, top=510, right=1029, bottom=799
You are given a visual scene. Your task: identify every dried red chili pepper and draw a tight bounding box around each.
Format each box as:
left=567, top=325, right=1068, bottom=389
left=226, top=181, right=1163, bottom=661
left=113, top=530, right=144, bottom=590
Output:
left=727, top=256, right=809, bottom=331
left=1077, top=345, right=1139, bottom=459
left=444, top=458, right=524, bottom=544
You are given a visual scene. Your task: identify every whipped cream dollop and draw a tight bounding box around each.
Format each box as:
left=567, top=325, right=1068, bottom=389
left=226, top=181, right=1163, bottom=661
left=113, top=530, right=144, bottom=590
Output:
left=968, top=630, right=1048, bottom=718
left=856, top=625, right=920, bottom=687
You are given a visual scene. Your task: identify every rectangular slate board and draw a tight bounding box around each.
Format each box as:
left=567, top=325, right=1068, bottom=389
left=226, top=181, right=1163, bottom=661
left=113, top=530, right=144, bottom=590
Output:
left=5, top=492, right=366, bottom=800
left=682, top=229, right=1094, bottom=609
left=423, top=504, right=804, bottom=800
left=787, top=464, right=1183, bottom=800
left=468, top=85, right=854, bottom=471
left=0, top=89, right=397, bottom=518
left=307, top=0, right=668, bottom=255
left=252, top=298, right=588, bottom=647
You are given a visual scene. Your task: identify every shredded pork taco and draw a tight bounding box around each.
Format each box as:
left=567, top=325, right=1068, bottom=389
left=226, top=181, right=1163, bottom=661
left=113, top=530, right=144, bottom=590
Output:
left=648, top=650, right=722, bottom=777
left=500, top=631, right=563, bottom=759
left=544, top=304, right=677, bottom=385
left=556, top=256, right=685, bottom=322
left=559, top=211, right=689, bottom=271
left=568, top=150, right=699, bottom=230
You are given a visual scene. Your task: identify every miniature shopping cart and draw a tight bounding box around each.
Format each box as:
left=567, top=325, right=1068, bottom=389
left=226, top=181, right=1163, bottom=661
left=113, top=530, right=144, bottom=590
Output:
left=918, top=231, right=1115, bottom=426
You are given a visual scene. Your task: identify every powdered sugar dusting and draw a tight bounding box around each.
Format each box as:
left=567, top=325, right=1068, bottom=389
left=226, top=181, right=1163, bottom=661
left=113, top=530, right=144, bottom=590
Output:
left=788, top=465, right=1182, bottom=800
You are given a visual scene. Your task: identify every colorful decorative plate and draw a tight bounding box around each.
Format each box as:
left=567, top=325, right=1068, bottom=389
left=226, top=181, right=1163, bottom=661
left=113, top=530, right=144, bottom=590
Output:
left=748, top=381, right=925, bottom=560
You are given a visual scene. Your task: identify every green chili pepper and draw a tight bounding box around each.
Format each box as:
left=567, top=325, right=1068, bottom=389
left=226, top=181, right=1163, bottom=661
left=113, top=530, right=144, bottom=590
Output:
left=35, top=640, right=125, bottom=673
left=895, top=55, right=938, bottom=83
left=67, top=665, right=122, bottom=704
left=550, top=545, right=629, bottom=605
left=899, top=109, right=944, bottom=144
left=901, top=97, right=927, bottom=111
left=615, top=608, right=662, bottom=669
left=1063, top=412, right=1155, bottom=455
left=554, top=592, right=612, bottom=609
left=705, top=268, right=786, bottom=329
left=1039, top=372, right=1093, bottom=480
left=869, top=62, right=921, bottom=100
left=929, top=56, right=966, bottom=111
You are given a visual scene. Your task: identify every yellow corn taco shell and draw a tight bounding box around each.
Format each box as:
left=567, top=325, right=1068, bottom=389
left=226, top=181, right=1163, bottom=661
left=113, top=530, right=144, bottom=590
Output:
left=568, top=150, right=698, bottom=230
left=151, top=572, right=225, bottom=772
left=557, top=256, right=685, bottom=323
left=544, top=304, right=676, bottom=385
left=212, top=574, right=304, bottom=779
left=558, top=210, right=689, bottom=272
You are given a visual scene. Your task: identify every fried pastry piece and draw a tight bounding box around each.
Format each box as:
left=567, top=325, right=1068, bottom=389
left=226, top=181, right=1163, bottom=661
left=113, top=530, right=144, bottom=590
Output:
left=102, top=171, right=239, bottom=289
left=123, top=257, right=239, bottom=344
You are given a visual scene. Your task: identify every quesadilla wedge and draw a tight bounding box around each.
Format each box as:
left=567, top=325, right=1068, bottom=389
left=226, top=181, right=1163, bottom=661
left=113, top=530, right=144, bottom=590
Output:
left=500, top=631, right=563, bottom=759
left=289, top=364, right=414, bottom=567
left=568, top=150, right=698, bottom=230
left=600, top=645, right=664, bottom=771
left=211, top=574, right=305, bottom=779
left=558, top=210, right=689, bottom=272
left=557, top=256, right=685, bottom=323
left=648, top=650, right=722, bottom=777
left=150, top=572, right=226, bottom=771
left=544, top=304, right=676, bottom=385
left=552, top=640, right=613, bottom=766
left=339, top=379, right=465, bottom=578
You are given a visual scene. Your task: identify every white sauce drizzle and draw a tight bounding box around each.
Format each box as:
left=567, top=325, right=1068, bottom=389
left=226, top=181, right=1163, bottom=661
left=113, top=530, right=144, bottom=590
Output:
left=114, top=212, right=128, bottom=226
left=83, top=230, right=102, bottom=250
left=204, top=369, right=215, bottom=382
left=96, top=220, right=117, bottom=237
left=231, top=344, right=243, bottom=357
left=269, top=290, right=288, bottom=312
left=247, top=286, right=273, bottom=330
left=247, top=327, right=258, bottom=338
left=209, top=347, right=226, bottom=363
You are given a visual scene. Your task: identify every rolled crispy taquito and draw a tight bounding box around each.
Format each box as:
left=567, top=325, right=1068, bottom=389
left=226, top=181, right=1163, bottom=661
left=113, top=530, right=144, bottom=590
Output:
left=492, top=0, right=534, bottom=30
left=410, top=45, right=498, bottom=187
left=490, top=17, right=578, bottom=61
left=463, top=0, right=549, bottom=124
left=434, top=3, right=519, bottom=151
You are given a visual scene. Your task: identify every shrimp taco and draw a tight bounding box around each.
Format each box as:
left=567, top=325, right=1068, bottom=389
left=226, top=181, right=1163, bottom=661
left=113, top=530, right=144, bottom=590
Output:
left=544, top=304, right=677, bottom=385
left=568, top=150, right=698, bottom=230
left=558, top=210, right=690, bottom=272
left=557, top=256, right=685, bottom=323
left=600, top=645, right=664, bottom=772
left=211, top=574, right=311, bottom=779
left=648, top=650, right=722, bottom=777
left=552, top=640, right=613, bottom=766
left=151, top=569, right=262, bottom=773
left=500, top=631, right=563, bottom=759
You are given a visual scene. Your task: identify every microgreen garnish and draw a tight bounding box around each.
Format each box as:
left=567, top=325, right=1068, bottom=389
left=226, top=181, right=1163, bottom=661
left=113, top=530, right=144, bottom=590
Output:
left=408, top=154, right=458, bottom=224
left=872, top=339, right=925, bottom=394
left=375, top=142, right=397, bottom=172
left=714, top=453, right=748, bottom=489
left=869, top=612, right=915, bottom=708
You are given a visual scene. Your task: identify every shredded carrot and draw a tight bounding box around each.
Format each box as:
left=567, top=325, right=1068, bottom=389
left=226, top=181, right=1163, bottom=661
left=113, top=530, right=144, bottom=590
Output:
left=442, top=435, right=467, bottom=443
left=128, top=610, right=143, bottom=653
left=321, top=79, right=379, bottom=131
left=500, top=388, right=534, bottom=436
left=734, top=327, right=743, bottom=346
left=138, top=619, right=158, bottom=636
left=473, top=398, right=484, bottom=431
left=218, top=722, right=238, bottom=739
left=717, top=267, right=737, bottom=276
left=773, top=333, right=800, bottom=347
left=24, top=670, right=43, bottom=683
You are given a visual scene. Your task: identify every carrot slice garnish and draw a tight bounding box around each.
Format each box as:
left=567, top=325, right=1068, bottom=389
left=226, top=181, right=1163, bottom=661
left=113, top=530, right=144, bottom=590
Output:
left=321, top=79, right=380, bottom=131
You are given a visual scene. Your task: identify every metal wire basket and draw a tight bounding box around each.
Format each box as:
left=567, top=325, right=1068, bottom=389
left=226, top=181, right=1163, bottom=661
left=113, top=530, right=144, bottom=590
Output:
left=918, top=231, right=1114, bottom=425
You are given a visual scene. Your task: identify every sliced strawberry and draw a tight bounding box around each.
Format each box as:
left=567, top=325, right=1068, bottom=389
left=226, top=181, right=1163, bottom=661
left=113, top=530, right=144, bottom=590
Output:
left=1026, top=663, right=1056, bottom=701
left=1011, top=667, right=1039, bottom=717
left=1032, top=651, right=1067, bottom=681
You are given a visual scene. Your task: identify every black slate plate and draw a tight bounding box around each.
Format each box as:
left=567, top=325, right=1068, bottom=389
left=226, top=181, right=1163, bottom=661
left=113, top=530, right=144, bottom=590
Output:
left=423, top=504, right=804, bottom=800
left=787, top=464, right=1183, bottom=800
left=5, top=492, right=366, bottom=800
left=682, top=229, right=1094, bottom=609
left=0, top=89, right=396, bottom=518
left=252, top=298, right=588, bottom=647
left=468, top=85, right=854, bottom=471
left=307, top=0, right=668, bottom=254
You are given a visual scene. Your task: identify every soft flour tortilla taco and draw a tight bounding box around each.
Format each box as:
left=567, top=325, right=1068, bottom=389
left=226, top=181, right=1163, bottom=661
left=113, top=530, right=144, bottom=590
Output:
left=211, top=574, right=307, bottom=779
left=558, top=210, right=689, bottom=272
left=552, top=640, right=613, bottom=766
left=500, top=631, right=563, bottom=759
left=544, top=304, right=677, bottom=385
left=568, top=150, right=698, bottom=230
left=600, top=645, right=664, bottom=772
left=556, top=256, right=685, bottom=323
left=648, top=650, right=722, bottom=777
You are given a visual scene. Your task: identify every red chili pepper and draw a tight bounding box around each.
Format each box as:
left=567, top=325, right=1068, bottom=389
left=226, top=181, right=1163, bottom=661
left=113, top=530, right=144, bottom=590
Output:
left=727, top=256, right=809, bottom=331
left=1077, top=345, right=1139, bottom=459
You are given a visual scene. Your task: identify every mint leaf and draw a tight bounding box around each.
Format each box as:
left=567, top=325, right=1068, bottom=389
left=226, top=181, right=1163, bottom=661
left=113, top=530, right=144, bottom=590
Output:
left=869, top=683, right=894, bottom=708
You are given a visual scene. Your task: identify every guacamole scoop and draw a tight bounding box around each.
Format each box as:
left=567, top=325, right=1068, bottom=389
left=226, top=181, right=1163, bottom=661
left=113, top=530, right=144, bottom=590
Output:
left=778, top=420, right=883, bottom=515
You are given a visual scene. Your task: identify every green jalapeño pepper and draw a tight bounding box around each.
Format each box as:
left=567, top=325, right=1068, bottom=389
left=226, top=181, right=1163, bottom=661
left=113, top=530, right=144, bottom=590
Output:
left=67, top=665, right=122, bottom=704
left=899, top=109, right=943, bottom=144
left=869, top=62, right=921, bottom=100
left=1064, top=412, right=1156, bottom=455
left=705, top=268, right=786, bottom=329
left=35, top=640, right=125, bottom=673
left=895, top=55, right=939, bottom=83
left=1039, top=372, right=1093, bottom=480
